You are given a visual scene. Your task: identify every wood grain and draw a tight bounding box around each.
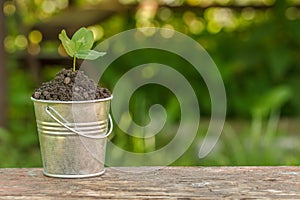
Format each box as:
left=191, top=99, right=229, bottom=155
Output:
left=1, top=167, right=300, bottom=199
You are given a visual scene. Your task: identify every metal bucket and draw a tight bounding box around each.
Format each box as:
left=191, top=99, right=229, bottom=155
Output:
left=31, top=96, right=113, bottom=178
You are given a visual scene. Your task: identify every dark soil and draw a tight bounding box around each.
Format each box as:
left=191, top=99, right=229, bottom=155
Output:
left=32, top=68, right=111, bottom=101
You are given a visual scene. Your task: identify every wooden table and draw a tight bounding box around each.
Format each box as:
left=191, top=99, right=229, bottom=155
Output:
left=1, top=167, right=300, bottom=199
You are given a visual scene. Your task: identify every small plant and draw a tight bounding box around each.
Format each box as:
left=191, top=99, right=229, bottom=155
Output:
left=59, top=27, right=105, bottom=71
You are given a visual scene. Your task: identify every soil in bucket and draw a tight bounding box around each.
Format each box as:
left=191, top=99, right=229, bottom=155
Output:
left=31, top=68, right=112, bottom=178
left=32, top=68, right=111, bottom=101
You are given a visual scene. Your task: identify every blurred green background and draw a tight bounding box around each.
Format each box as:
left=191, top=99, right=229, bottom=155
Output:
left=1, top=0, right=300, bottom=167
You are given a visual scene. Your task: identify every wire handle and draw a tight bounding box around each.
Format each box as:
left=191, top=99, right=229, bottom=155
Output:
left=45, top=106, right=113, bottom=139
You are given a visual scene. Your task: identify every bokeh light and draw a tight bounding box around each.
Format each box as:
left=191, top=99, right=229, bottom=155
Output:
left=41, top=0, right=56, bottom=14
left=285, top=7, right=300, bottom=20
left=28, top=30, right=43, bottom=44
left=241, top=7, right=256, bottom=21
left=3, top=1, right=16, bottom=16
left=4, top=36, right=16, bottom=53
left=88, top=25, right=104, bottom=41
left=15, top=35, right=28, bottom=50
left=160, top=24, right=175, bottom=38
left=158, top=7, right=173, bottom=22
left=27, top=43, right=41, bottom=55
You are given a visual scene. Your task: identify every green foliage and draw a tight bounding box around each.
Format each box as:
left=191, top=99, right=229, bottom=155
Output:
left=3, top=0, right=300, bottom=167
left=252, top=86, right=292, bottom=118
left=0, top=60, right=41, bottom=167
left=58, top=28, right=106, bottom=71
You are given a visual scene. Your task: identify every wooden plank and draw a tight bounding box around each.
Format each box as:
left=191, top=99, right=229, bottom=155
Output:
left=0, top=167, right=300, bottom=199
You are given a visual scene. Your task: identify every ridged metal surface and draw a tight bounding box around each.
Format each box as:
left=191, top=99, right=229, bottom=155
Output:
left=37, top=120, right=108, bottom=136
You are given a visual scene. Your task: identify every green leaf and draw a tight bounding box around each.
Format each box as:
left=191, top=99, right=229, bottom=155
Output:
left=58, top=27, right=106, bottom=71
left=75, top=50, right=106, bottom=60
left=71, top=27, right=94, bottom=52
left=58, top=29, right=75, bottom=57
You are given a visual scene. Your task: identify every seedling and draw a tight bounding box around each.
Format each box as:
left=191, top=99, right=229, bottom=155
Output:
left=59, top=27, right=105, bottom=71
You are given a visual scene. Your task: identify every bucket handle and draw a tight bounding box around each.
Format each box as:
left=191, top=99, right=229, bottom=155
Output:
left=45, top=106, right=113, bottom=139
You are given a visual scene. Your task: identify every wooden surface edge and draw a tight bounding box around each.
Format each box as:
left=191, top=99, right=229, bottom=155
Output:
left=0, top=166, right=300, bottom=199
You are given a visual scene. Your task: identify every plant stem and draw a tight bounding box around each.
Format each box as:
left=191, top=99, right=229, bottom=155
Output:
left=73, top=56, right=76, bottom=71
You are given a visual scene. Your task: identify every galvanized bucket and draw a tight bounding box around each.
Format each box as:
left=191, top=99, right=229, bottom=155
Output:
left=31, top=96, right=113, bottom=178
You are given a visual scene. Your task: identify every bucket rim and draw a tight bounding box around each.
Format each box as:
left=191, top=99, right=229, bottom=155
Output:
left=31, top=95, right=113, bottom=104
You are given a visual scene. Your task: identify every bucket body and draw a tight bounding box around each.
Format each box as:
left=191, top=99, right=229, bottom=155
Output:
left=31, top=97, right=112, bottom=178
